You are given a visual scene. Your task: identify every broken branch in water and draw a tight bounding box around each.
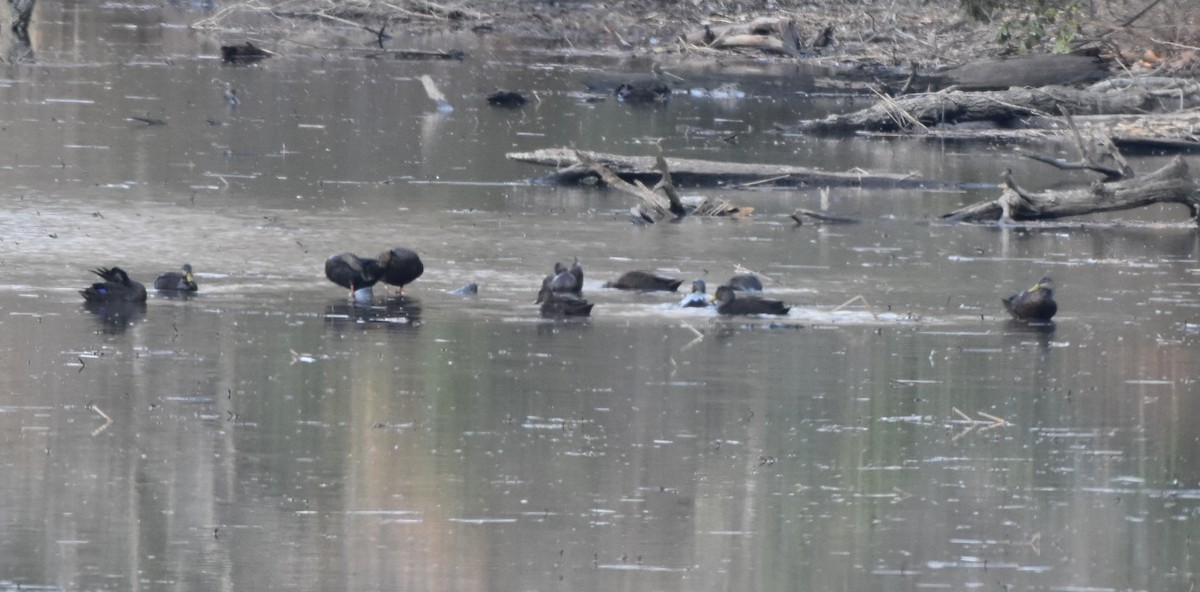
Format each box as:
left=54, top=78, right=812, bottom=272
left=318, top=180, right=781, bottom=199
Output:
left=509, top=148, right=936, bottom=189
left=87, top=403, right=114, bottom=436
left=1019, top=106, right=1132, bottom=181
left=943, top=155, right=1200, bottom=224
left=790, top=208, right=860, bottom=225
left=832, top=294, right=877, bottom=318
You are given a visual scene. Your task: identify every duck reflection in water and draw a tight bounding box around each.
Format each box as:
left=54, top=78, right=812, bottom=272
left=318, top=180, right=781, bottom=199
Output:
left=83, top=301, right=146, bottom=333
left=1004, top=318, right=1055, bottom=352
left=324, top=296, right=421, bottom=329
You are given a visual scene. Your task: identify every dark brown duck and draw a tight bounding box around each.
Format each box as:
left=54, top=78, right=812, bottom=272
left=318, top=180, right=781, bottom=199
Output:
left=80, top=267, right=147, bottom=303
left=1002, top=276, right=1057, bottom=321
left=605, top=270, right=683, bottom=292
left=154, top=263, right=198, bottom=292
left=713, top=285, right=789, bottom=316
left=377, top=247, right=424, bottom=296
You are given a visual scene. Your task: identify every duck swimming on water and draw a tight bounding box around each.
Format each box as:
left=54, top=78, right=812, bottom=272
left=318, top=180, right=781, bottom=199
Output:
left=679, top=279, right=711, bottom=308
left=154, top=264, right=198, bottom=292
left=713, top=285, right=789, bottom=316
left=724, top=273, right=763, bottom=291
left=1002, top=276, right=1057, bottom=322
left=605, top=270, right=683, bottom=292
left=536, top=286, right=593, bottom=318
left=80, top=267, right=148, bottom=303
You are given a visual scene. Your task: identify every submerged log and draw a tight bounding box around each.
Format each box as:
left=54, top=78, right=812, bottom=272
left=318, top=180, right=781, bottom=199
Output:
left=507, top=148, right=938, bottom=189
left=220, top=42, right=276, bottom=63
left=942, top=156, right=1200, bottom=224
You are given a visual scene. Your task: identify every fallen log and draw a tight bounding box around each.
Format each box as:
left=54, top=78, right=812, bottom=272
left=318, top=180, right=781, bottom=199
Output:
left=942, top=156, right=1200, bottom=224
left=780, top=77, right=1200, bottom=136
left=507, top=148, right=938, bottom=189
left=920, top=52, right=1110, bottom=91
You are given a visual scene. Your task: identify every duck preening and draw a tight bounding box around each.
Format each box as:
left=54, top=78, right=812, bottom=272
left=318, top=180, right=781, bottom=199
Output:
left=724, top=273, right=763, bottom=291
left=377, top=247, right=424, bottom=296
left=542, top=258, right=584, bottom=294
left=713, top=285, right=789, bottom=316
left=80, top=267, right=148, bottom=303
left=605, top=270, right=683, bottom=292
left=325, top=253, right=383, bottom=298
left=154, top=264, right=198, bottom=292
left=537, top=286, right=593, bottom=318
left=679, top=279, right=711, bottom=308
left=1002, top=276, right=1057, bottom=322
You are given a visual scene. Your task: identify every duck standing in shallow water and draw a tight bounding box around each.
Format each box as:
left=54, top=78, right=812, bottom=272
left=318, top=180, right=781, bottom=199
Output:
left=713, top=285, right=789, bottom=316
left=377, top=247, right=424, bottom=296
left=536, top=286, right=593, bottom=318
left=325, top=253, right=382, bottom=299
left=1002, top=276, right=1057, bottom=321
left=80, top=267, right=147, bottom=303
left=679, top=280, right=712, bottom=308
left=605, top=270, right=683, bottom=292
left=154, top=264, right=198, bottom=292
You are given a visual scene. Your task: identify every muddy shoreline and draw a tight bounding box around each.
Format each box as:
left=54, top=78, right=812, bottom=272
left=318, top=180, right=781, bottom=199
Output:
left=192, top=0, right=1198, bottom=80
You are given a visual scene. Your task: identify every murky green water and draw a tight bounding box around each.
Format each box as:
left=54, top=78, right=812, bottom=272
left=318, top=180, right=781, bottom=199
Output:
left=0, top=1, right=1198, bottom=591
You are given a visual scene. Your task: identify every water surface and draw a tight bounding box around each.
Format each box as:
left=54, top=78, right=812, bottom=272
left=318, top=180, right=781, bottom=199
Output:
left=0, top=2, right=1198, bottom=591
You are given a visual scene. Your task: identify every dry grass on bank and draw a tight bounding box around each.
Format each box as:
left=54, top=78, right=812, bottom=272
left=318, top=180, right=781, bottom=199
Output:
left=191, top=0, right=1200, bottom=75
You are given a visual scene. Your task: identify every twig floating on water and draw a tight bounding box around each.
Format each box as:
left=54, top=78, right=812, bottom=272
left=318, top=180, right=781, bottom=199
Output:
left=419, top=75, right=453, bottom=112
left=87, top=403, right=114, bottom=436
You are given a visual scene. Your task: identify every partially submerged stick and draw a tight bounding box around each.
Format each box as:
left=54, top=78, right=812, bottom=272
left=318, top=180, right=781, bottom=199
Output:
left=419, top=75, right=452, bottom=112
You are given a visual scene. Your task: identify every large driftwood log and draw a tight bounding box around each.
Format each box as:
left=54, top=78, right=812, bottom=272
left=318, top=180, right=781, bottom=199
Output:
left=507, top=148, right=938, bottom=188
left=922, top=53, right=1110, bottom=91
left=942, top=156, right=1200, bottom=224
left=780, top=80, right=1200, bottom=135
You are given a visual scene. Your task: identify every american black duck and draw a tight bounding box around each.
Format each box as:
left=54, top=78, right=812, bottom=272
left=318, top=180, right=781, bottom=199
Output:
left=154, top=264, right=198, bottom=292
left=725, top=273, right=763, bottom=291
left=679, top=279, right=711, bottom=308
left=542, top=258, right=583, bottom=294
left=486, top=90, right=527, bottom=108
left=377, top=247, right=424, bottom=295
left=605, top=270, right=683, bottom=292
left=713, top=285, right=789, bottom=316
left=449, top=282, right=479, bottom=296
left=537, top=286, right=593, bottom=318
left=568, top=258, right=584, bottom=292
left=220, top=42, right=274, bottom=63
left=615, top=79, right=671, bottom=103
left=325, top=253, right=383, bottom=298
left=1002, top=276, right=1057, bottom=322
left=80, top=267, right=147, bottom=303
